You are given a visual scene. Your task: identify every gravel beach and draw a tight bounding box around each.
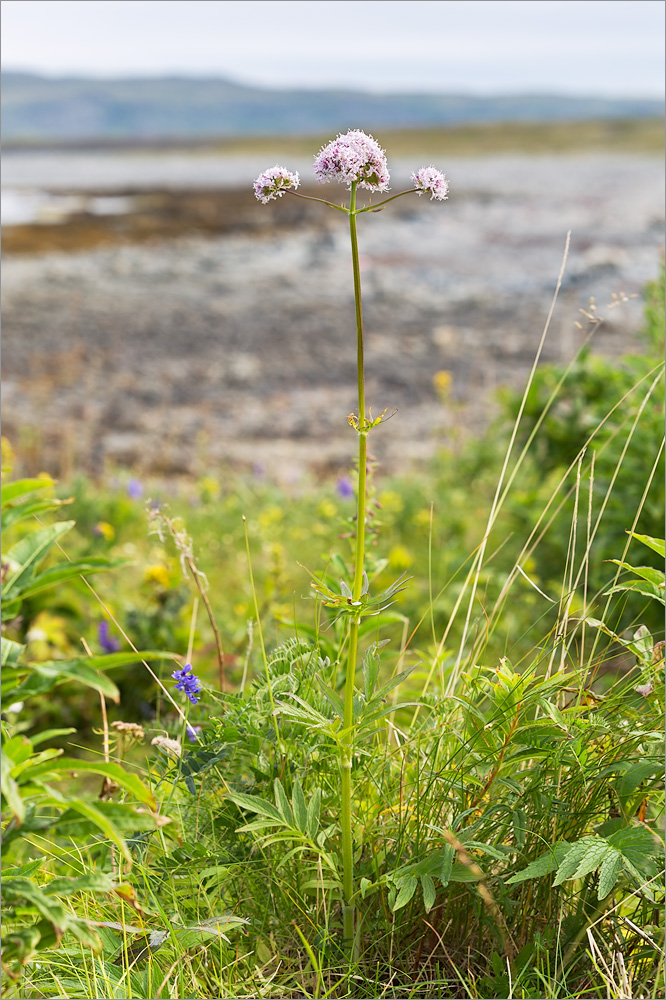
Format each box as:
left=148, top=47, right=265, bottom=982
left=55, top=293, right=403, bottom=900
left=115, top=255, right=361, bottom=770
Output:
left=2, top=152, right=663, bottom=481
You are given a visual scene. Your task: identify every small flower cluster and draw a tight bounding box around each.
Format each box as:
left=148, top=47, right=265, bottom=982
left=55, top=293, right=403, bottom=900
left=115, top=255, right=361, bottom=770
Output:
left=151, top=735, right=182, bottom=757
left=313, top=129, right=390, bottom=192
left=111, top=720, right=145, bottom=741
left=411, top=166, right=449, bottom=201
left=254, top=130, right=448, bottom=208
left=172, top=663, right=202, bottom=704
left=253, top=164, right=300, bottom=204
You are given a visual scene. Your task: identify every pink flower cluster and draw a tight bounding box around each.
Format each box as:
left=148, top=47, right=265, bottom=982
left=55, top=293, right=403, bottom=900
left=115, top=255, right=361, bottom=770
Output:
left=253, top=164, right=300, bottom=203
left=313, top=129, right=390, bottom=192
left=411, top=166, right=449, bottom=201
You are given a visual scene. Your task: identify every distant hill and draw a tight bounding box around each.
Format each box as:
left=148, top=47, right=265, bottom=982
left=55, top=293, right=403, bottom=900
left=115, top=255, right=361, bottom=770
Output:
left=2, top=71, right=663, bottom=142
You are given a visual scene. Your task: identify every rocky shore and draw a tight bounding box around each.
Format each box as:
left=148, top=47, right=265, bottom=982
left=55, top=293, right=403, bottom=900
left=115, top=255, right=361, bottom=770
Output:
left=2, top=153, right=663, bottom=482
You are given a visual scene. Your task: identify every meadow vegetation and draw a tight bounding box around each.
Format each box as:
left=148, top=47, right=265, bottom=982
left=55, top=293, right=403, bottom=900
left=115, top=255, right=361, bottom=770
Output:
left=1, top=140, right=664, bottom=998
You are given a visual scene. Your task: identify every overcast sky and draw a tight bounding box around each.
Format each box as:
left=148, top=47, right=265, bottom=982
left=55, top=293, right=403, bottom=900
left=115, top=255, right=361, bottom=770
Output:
left=2, top=0, right=664, bottom=97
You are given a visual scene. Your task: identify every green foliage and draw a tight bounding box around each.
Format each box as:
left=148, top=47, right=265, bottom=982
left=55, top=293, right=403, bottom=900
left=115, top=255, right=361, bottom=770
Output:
left=2, top=273, right=664, bottom=997
left=1, top=480, right=171, bottom=977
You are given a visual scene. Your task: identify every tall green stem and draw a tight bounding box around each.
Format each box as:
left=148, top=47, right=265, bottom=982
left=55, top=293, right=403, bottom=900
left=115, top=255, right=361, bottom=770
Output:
left=340, top=182, right=367, bottom=960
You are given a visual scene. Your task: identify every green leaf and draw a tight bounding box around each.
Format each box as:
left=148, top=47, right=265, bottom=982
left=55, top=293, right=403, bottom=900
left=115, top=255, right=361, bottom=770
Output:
left=607, top=826, right=659, bottom=869
left=3, top=860, right=44, bottom=879
left=24, top=758, right=156, bottom=808
left=2, top=521, right=74, bottom=602
left=228, top=791, right=281, bottom=822
left=56, top=801, right=167, bottom=838
left=439, top=844, right=455, bottom=887
left=605, top=580, right=665, bottom=604
left=66, top=920, right=103, bottom=952
left=553, top=837, right=610, bottom=886
left=16, top=557, right=131, bottom=601
left=2, top=497, right=72, bottom=533
left=291, top=780, right=308, bottom=834
left=1, top=750, right=25, bottom=823
left=1, top=878, right=70, bottom=933
left=362, top=640, right=389, bottom=699
left=1, top=636, right=25, bottom=666
left=506, top=842, right=571, bottom=884
left=317, top=679, right=344, bottom=720
left=614, top=760, right=662, bottom=802
left=274, top=778, right=293, bottom=825
left=1, top=478, right=53, bottom=507
left=368, top=666, right=416, bottom=708
left=392, top=876, right=418, bottom=912
left=464, top=841, right=511, bottom=862
left=630, top=532, right=665, bottom=558
left=306, top=787, right=321, bottom=839
left=421, top=874, right=436, bottom=913
left=56, top=799, right=133, bottom=865
left=12, top=659, right=120, bottom=702
left=42, top=873, right=115, bottom=896
left=597, top=850, right=623, bottom=899
left=29, top=728, right=77, bottom=747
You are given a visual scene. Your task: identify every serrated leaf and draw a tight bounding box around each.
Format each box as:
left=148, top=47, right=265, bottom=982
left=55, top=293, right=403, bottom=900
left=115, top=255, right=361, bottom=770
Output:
left=607, top=826, right=659, bottom=869
left=553, top=837, right=608, bottom=886
left=292, top=780, right=308, bottom=833
left=421, top=874, right=436, bottom=912
left=597, top=850, right=623, bottom=899
left=506, top=841, right=571, bottom=884
left=391, top=876, right=417, bottom=912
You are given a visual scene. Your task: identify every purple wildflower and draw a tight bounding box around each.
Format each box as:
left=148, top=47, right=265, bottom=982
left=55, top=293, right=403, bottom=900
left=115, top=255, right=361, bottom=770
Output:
left=634, top=681, right=654, bottom=697
left=186, top=724, right=201, bottom=743
left=172, top=663, right=203, bottom=704
left=98, top=620, right=120, bottom=654
left=411, top=166, right=449, bottom=201
left=313, top=130, right=390, bottom=192
left=336, top=477, right=354, bottom=499
left=127, top=478, right=144, bottom=499
left=253, top=165, right=300, bottom=204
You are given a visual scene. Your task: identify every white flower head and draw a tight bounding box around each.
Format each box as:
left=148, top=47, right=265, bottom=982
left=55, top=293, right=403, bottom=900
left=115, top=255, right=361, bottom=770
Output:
left=313, top=130, right=390, bottom=192
left=151, top=735, right=182, bottom=757
left=253, top=165, right=300, bottom=204
left=411, top=166, right=449, bottom=201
